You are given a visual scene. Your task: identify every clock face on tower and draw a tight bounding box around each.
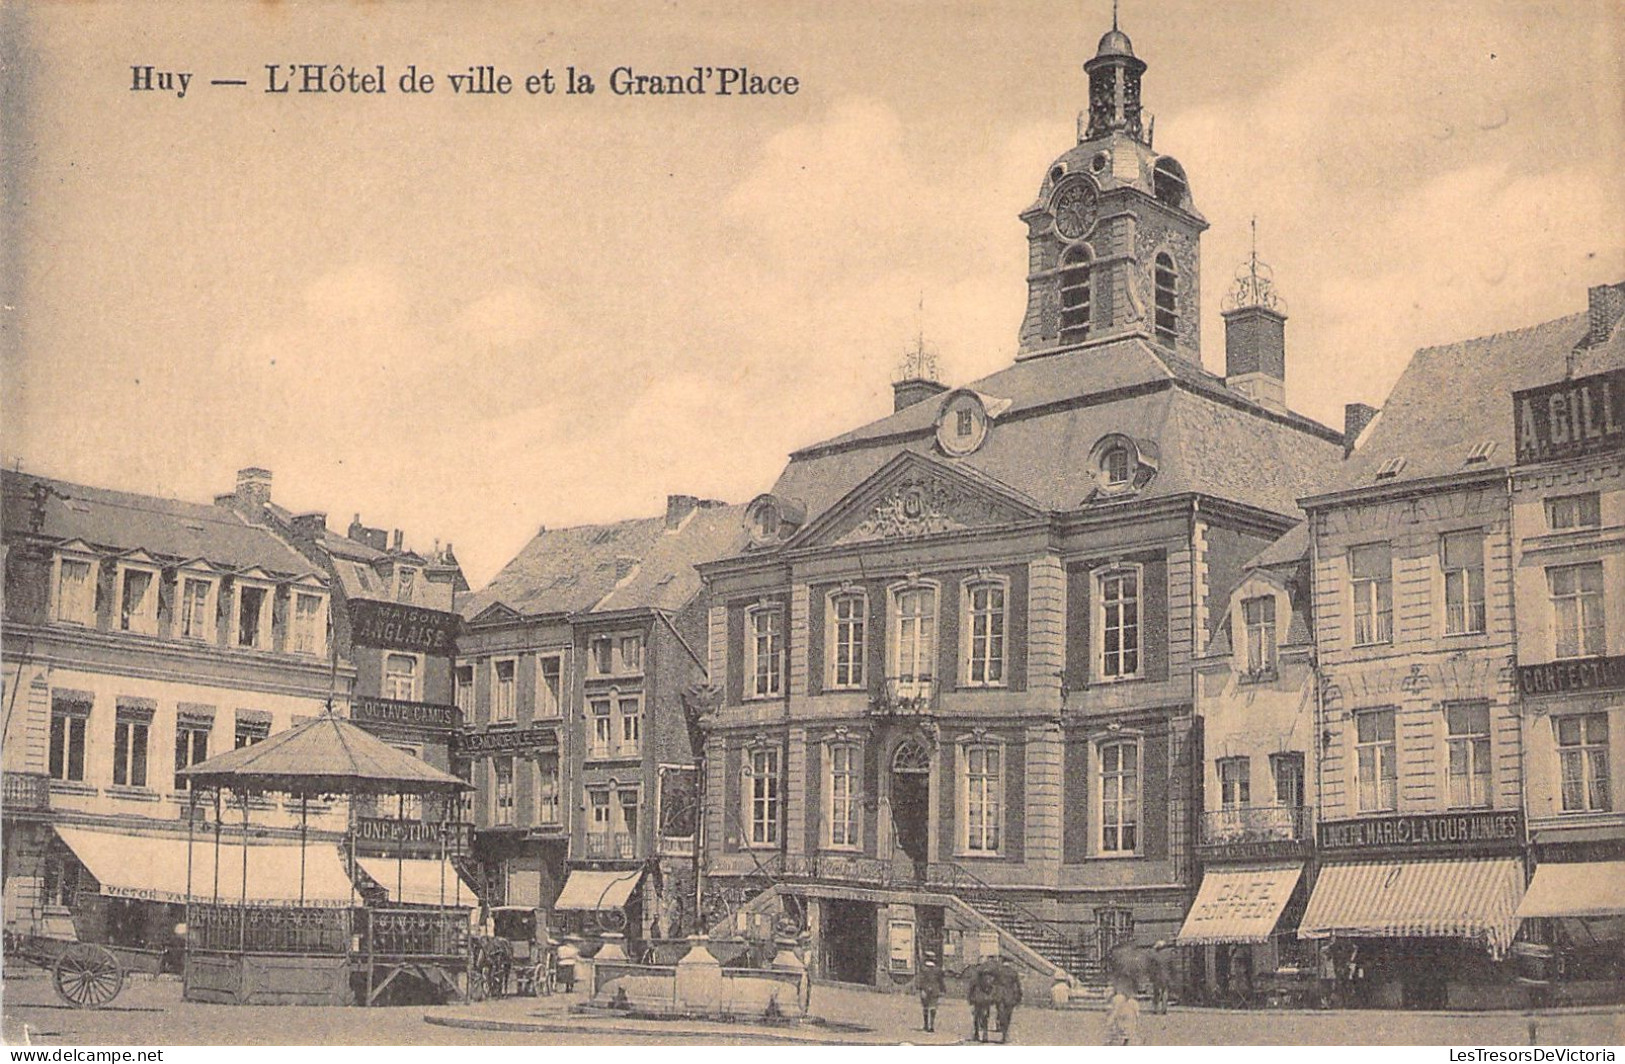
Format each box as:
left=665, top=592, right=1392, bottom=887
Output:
left=1052, top=181, right=1099, bottom=240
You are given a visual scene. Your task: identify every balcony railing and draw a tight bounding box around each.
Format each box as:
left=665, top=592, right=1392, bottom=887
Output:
left=3, top=772, right=51, bottom=812
left=869, top=677, right=939, bottom=717
left=584, top=832, right=636, bottom=859
left=1199, top=805, right=1314, bottom=849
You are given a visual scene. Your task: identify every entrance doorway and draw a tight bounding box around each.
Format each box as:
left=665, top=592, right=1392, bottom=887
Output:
left=823, top=898, right=877, bottom=984
left=890, top=740, right=931, bottom=867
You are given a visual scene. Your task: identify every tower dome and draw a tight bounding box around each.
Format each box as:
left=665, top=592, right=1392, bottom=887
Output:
left=1095, top=28, right=1135, bottom=58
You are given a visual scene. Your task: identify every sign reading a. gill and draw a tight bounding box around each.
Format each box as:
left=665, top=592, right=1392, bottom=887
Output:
left=1513, top=366, right=1625, bottom=464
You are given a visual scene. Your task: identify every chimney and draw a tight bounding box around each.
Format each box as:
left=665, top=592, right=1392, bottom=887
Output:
left=391, top=529, right=404, bottom=552
left=235, top=467, right=272, bottom=511
left=1222, top=304, right=1288, bottom=413
left=1344, top=402, right=1379, bottom=456
left=1585, top=283, right=1625, bottom=348
left=348, top=514, right=365, bottom=540
left=665, top=494, right=699, bottom=531
left=893, top=377, right=949, bottom=413
left=289, top=512, right=327, bottom=542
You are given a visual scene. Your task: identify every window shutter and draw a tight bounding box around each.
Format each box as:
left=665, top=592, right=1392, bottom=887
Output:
left=1065, top=564, right=1092, bottom=693
left=1063, top=737, right=1091, bottom=864
left=804, top=739, right=822, bottom=853
left=1004, top=737, right=1025, bottom=862
left=1141, top=731, right=1169, bottom=857
left=806, top=588, right=826, bottom=697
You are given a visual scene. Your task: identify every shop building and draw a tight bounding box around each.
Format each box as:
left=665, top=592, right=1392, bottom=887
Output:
left=1, top=469, right=354, bottom=969
left=455, top=495, right=744, bottom=940
left=226, top=474, right=476, bottom=906
left=1296, top=283, right=1625, bottom=1009
left=1507, top=290, right=1625, bottom=1001
left=696, top=19, right=1347, bottom=996
left=1184, top=523, right=1319, bottom=1005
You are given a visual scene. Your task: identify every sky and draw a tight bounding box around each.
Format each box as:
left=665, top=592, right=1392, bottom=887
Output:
left=4, top=0, right=1623, bottom=587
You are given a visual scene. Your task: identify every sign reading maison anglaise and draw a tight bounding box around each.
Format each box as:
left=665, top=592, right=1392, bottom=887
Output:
left=1319, top=810, right=1523, bottom=854
left=1513, top=366, right=1625, bottom=464
left=349, top=600, right=460, bottom=653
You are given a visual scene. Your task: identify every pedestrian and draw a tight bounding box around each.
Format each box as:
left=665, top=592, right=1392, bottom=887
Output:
left=915, top=957, right=945, bottom=1033
left=1103, top=987, right=1140, bottom=1046
left=966, top=956, right=997, bottom=1042
left=555, top=936, right=580, bottom=993
left=991, top=954, right=1024, bottom=1044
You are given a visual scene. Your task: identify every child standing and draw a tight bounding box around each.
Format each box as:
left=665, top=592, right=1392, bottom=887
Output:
left=915, top=958, right=944, bottom=1033
left=1103, top=988, right=1140, bottom=1046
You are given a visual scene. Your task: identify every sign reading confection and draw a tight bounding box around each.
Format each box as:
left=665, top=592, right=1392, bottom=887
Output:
left=351, top=696, right=460, bottom=731
left=349, top=600, right=460, bottom=653
left=1514, top=367, right=1625, bottom=464
left=1319, top=810, right=1523, bottom=854
left=1518, top=655, right=1625, bottom=697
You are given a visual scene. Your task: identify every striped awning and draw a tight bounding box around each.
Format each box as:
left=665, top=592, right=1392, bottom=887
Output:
left=1178, top=863, right=1303, bottom=946
left=1298, top=857, right=1524, bottom=958
left=1516, top=861, right=1625, bottom=919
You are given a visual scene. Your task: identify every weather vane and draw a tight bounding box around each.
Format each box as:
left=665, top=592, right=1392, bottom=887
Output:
left=1222, top=216, right=1286, bottom=314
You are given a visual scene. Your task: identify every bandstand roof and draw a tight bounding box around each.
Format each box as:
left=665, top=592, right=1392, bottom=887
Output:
left=179, top=712, right=469, bottom=797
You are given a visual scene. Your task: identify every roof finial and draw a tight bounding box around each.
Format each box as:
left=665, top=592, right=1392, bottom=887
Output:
left=896, top=293, right=941, bottom=384
left=1113, top=0, right=1119, bottom=31
left=1222, top=216, right=1286, bottom=314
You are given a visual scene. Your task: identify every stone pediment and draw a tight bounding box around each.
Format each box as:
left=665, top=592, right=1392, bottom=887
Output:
left=797, top=454, right=1039, bottom=548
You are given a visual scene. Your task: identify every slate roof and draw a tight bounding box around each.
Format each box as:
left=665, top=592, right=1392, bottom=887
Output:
left=460, top=501, right=749, bottom=621
left=1319, top=284, right=1625, bottom=497
left=1, top=470, right=316, bottom=575
left=771, top=338, right=1346, bottom=528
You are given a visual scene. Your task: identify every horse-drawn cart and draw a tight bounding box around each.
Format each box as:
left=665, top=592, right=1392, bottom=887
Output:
left=5, top=931, right=125, bottom=1008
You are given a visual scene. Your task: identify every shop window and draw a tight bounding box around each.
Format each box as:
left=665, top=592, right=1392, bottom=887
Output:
left=1556, top=713, right=1611, bottom=813
left=1355, top=708, right=1397, bottom=812
left=492, top=659, right=516, bottom=722
left=1548, top=563, right=1606, bottom=659
left=384, top=654, right=419, bottom=701
left=49, top=696, right=90, bottom=782
left=1350, top=544, right=1393, bottom=646
left=1442, top=531, right=1486, bottom=636
left=1446, top=702, right=1492, bottom=809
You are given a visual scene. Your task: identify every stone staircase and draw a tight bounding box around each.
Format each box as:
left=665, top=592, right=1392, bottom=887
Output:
left=952, top=888, right=1103, bottom=986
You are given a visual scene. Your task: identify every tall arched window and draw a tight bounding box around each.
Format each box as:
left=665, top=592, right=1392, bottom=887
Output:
left=1059, top=247, right=1092, bottom=345
left=1154, top=252, right=1177, bottom=348
left=890, top=585, right=938, bottom=697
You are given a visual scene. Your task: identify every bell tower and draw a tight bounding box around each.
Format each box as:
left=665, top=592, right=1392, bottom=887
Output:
left=1016, top=12, right=1209, bottom=365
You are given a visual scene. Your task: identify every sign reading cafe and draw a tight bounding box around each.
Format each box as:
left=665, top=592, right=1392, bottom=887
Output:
left=1513, top=366, right=1625, bottom=464
left=1319, top=810, right=1523, bottom=854
left=349, top=600, right=460, bottom=653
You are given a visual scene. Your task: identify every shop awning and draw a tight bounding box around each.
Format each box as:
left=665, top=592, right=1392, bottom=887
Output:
left=356, top=857, right=478, bottom=908
left=552, top=869, right=642, bottom=911
left=1516, top=861, right=1625, bottom=919
left=55, top=826, right=355, bottom=908
left=1298, top=857, right=1524, bottom=958
left=1177, top=863, right=1303, bottom=946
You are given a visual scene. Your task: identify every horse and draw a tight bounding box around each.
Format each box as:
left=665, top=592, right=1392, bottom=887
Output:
left=1106, top=940, right=1176, bottom=1014
left=468, top=934, right=514, bottom=1000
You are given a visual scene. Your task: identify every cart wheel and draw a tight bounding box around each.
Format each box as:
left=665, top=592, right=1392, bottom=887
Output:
left=53, top=944, right=123, bottom=1008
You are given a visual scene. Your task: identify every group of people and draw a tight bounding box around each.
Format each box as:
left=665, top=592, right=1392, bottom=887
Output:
left=913, top=953, right=1024, bottom=1043
left=914, top=950, right=1145, bottom=1045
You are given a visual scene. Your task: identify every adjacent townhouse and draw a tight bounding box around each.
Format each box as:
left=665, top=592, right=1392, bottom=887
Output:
left=455, top=495, right=745, bottom=940
left=1, top=469, right=354, bottom=968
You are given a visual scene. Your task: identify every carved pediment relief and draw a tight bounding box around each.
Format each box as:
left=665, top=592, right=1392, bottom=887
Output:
left=830, top=472, right=1025, bottom=546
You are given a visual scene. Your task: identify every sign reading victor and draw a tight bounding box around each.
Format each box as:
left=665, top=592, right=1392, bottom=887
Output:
left=351, top=696, right=459, bottom=730
left=1320, top=810, right=1523, bottom=854
left=349, top=600, right=459, bottom=653
left=1514, top=366, right=1625, bottom=464
left=1519, top=654, right=1625, bottom=697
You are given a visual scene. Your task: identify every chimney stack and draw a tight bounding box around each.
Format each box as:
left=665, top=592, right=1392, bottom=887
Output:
left=235, top=467, right=272, bottom=511
left=289, top=512, right=327, bottom=542
left=666, top=494, right=699, bottom=531
left=1344, top=402, right=1379, bottom=456
left=893, top=377, right=949, bottom=413
left=1585, top=282, right=1625, bottom=348
left=391, top=529, right=404, bottom=552
left=1222, top=305, right=1288, bottom=413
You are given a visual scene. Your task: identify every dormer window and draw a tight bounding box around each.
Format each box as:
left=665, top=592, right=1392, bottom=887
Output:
left=396, top=566, right=416, bottom=604
left=1375, top=457, right=1407, bottom=480
left=1154, top=253, right=1178, bottom=348
left=1104, top=446, right=1132, bottom=487
left=1059, top=247, right=1092, bottom=345
left=53, top=554, right=96, bottom=626
left=117, top=564, right=158, bottom=636
left=233, top=580, right=272, bottom=650
left=178, top=572, right=217, bottom=642
left=956, top=409, right=974, bottom=437
left=1464, top=441, right=1496, bottom=465
left=1241, top=595, right=1277, bottom=678
left=289, top=590, right=327, bottom=656
left=1089, top=433, right=1156, bottom=496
